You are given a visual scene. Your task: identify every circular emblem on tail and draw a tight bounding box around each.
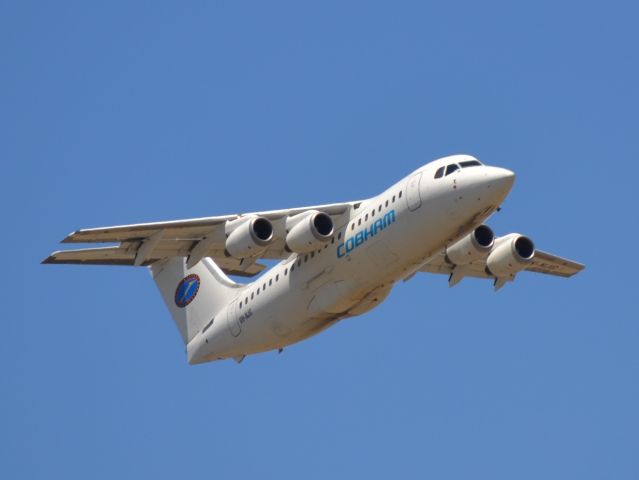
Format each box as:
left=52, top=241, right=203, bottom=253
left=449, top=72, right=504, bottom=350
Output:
left=175, top=274, right=200, bottom=308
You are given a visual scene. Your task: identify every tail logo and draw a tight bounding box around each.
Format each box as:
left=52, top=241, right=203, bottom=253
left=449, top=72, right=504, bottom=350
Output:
left=175, top=274, right=200, bottom=308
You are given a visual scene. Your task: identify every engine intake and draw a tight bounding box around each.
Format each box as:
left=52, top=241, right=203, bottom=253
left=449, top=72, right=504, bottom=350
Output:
left=446, top=225, right=495, bottom=266
left=486, top=234, right=535, bottom=278
left=286, top=211, right=334, bottom=253
left=225, top=216, right=273, bottom=258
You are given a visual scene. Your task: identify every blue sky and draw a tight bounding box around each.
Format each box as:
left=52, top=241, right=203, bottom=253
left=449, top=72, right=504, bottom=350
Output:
left=2, top=1, right=638, bottom=478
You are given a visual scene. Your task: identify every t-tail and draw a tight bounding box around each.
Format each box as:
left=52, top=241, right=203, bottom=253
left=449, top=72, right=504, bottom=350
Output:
left=150, top=257, right=241, bottom=345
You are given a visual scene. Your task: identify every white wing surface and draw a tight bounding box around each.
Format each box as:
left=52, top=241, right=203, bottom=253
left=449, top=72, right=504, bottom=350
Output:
left=43, top=201, right=360, bottom=277
left=415, top=225, right=584, bottom=292
left=420, top=249, right=584, bottom=278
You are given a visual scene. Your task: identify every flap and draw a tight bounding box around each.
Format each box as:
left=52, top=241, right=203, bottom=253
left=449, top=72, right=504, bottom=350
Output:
left=42, top=246, right=266, bottom=277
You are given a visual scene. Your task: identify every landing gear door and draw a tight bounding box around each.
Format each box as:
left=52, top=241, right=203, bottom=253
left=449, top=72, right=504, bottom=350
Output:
left=226, top=300, right=241, bottom=337
left=406, top=172, right=422, bottom=211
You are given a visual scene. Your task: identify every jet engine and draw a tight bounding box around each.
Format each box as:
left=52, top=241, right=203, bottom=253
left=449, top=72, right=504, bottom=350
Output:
left=486, top=234, right=535, bottom=277
left=285, top=211, right=334, bottom=253
left=225, top=216, right=274, bottom=258
left=445, top=225, right=495, bottom=265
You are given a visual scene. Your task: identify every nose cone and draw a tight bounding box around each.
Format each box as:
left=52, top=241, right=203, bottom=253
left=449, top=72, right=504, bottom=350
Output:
left=492, top=167, right=515, bottom=192
left=481, top=166, right=515, bottom=205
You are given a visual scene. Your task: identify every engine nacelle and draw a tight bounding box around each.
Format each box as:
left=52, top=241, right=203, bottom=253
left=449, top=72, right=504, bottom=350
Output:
left=446, top=225, right=495, bottom=265
left=285, top=211, right=334, bottom=253
left=486, top=234, right=535, bottom=278
left=225, top=216, right=273, bottom=258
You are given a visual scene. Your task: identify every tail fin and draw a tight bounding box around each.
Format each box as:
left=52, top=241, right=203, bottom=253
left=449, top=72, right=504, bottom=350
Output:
left=150, top=257, right=241, bottom=344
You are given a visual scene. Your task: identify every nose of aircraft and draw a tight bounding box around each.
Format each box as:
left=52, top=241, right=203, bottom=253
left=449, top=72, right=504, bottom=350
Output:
left=481, top=166, right=515, bottom=204
left=491, top=167, right=515, bottom=191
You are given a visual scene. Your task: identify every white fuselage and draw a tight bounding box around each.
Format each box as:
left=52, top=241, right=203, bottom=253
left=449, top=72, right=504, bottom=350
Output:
left=188, top=155, right=515, bottom=363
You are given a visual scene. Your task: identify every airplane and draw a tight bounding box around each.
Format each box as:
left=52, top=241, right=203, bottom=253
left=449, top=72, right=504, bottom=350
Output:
left=43, top=154, right=584, bottom=364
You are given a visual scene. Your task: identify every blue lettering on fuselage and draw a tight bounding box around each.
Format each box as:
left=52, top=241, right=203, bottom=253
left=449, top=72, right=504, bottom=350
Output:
left=337, top=210, right=396, bottom=258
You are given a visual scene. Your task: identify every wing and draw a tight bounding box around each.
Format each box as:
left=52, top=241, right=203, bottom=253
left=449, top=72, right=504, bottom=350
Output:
left=418, top=230, right=584, bottom=291
left=521, top=250, right=585, bottom=278
left=420, top=249, right=584, bottom=279
left=42, top=201, right=360, bottom=277
left=41, top=247, right=267, bottom=277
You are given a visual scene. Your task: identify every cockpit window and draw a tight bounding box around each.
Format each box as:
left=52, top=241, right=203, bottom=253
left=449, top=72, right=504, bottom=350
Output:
left=445, top=164, right=459, bottom=176
left=460, top=160, right=482, bottom=168
left=434, top=166, right=445, bottom=179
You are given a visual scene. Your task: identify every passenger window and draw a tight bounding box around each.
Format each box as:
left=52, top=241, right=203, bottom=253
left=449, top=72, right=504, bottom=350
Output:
left=434, top=166, right=445, bottom=178
left=392, top=195, right=395, bottom=202
left=385, top=200, right=389, bottom=207
left=304, top=255, right=308, bottom=263
left=399, top=191, right=402, bottom=198
left=311, top=252, right=314, bottom=258
left=358, top=219, right=361, bottom=226
left=256, top=288, right=259, bottom=295
left=291, top=264, right=295, bottom=272
left=331, top=237, right=335, bottom=244
left=239, top=301, right=243, bottom=308
left=297, top=259, right=302, bottom=267
left=351, top=223, right=354, bottom=231
left=263, top=283, right=266, bottom=290
left=284, top=268, right=288, bottom=275
left=371, top=210, right=375, bottom=217
left=445, top=164, right=459, bottom=175
left=365, top=214, right=368, bottom=221
left=251, top=292, right=254, bottom=300
left=276, top=274, right=280, bottom=281
left=338, top=232, right=342, bottom=240
left=269, top=279, right=272, bottom=286
left=378, top=205, right=382, bottom=212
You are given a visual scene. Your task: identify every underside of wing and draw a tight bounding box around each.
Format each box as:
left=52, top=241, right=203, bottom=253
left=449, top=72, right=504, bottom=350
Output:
left=420, top=249, right=584, bottom=279
left=418, top=225, right=584, bottom=290
left=44, top=200, right=360, bottom=276
left=61, top=202, right=357, bottom=245
left=524, top=250, right=585, bottom=278
left=42, top=246, right=266, bottom=277
left=61, top=215, right=236, bottom=245
left=418, top=252, right=491, bottom=282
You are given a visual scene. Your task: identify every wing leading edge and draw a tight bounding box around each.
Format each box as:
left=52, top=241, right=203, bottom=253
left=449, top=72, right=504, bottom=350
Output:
left=43, top=201, right=360, bottom=277
left=419, top=227, right=584, bottom=291
left=420, top=248, right=584, bottom=279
